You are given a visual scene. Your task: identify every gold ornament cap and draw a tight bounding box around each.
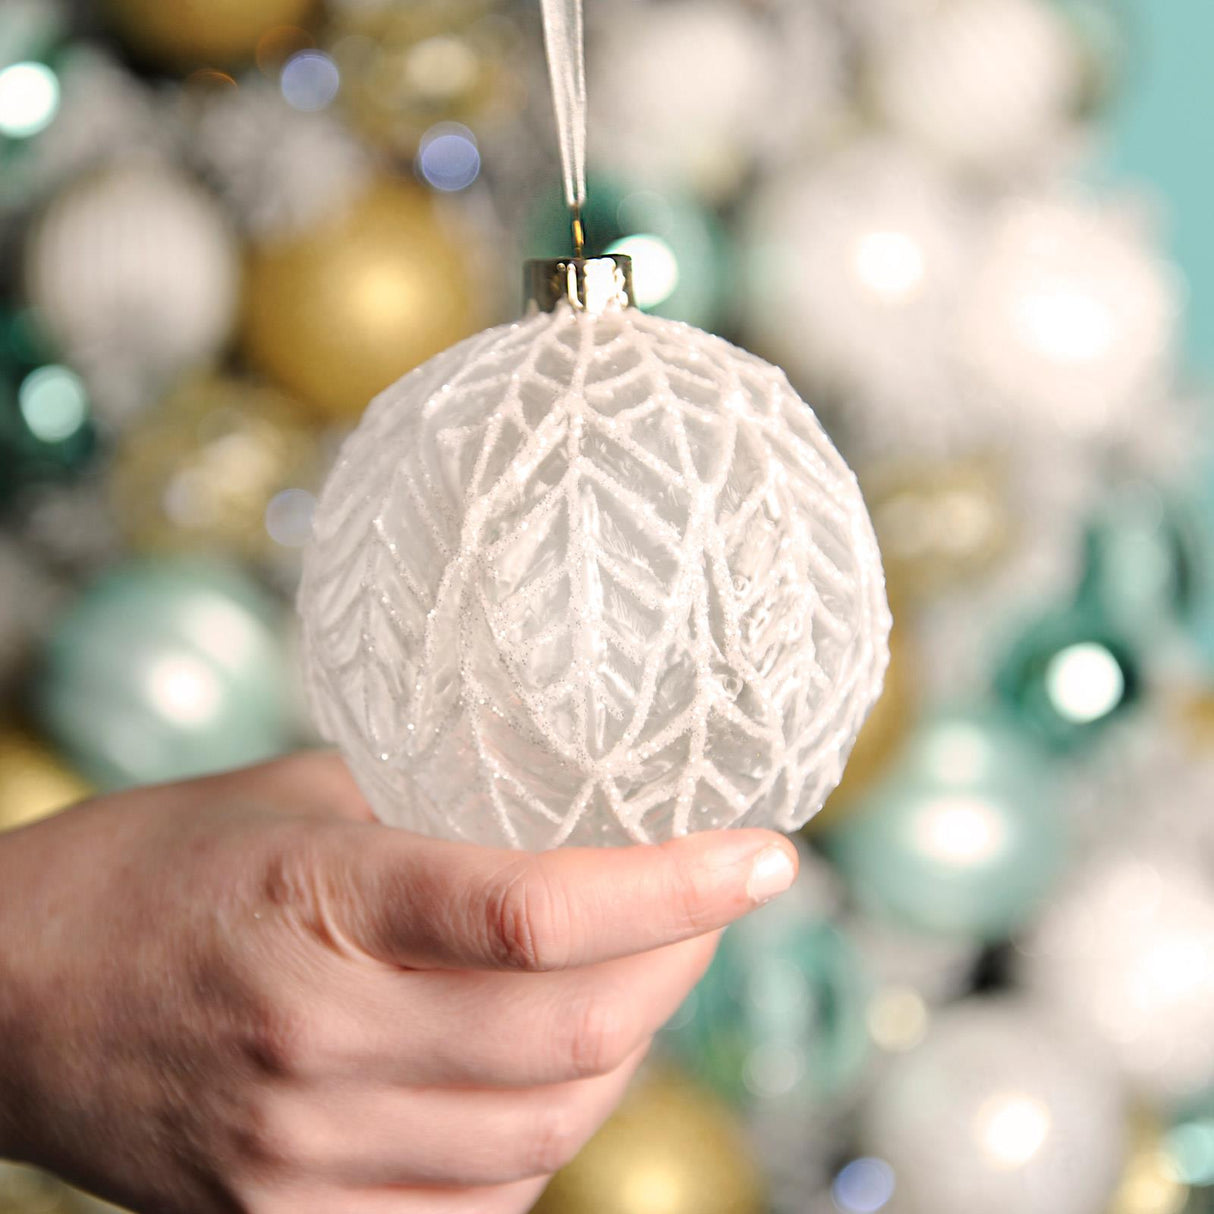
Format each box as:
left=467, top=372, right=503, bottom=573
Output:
left=525, top=255, right=635, bottom=316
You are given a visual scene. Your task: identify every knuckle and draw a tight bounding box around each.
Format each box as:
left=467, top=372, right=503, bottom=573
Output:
left=561, top=991, right=634, bottom=1078
left=667, top=854, right=723, bottom=935
left=522, top=1097, right=586, bottom=1176
left=242, top=999, right=323, bottom=1079
left=230, top=1095, right=303, bottom=1177
left=484, top=861, right=570, bottom=972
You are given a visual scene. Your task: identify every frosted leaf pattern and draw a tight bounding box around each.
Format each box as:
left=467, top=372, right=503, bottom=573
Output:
left=299, top=306, right=890, bottom=848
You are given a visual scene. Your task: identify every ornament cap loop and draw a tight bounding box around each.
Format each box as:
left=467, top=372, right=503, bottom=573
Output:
left=524, top=255, right=635, bottom=316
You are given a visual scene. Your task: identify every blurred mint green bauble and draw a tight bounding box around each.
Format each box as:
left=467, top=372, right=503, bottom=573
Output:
left=825, top=710, right=1066, bottom=941
left=36, top=560, right=295, bottom=790
left=996, top=606, right=1138, bottom=751
left=665, top=870, right=871, bottom=1110
left=526, top=175, right=729, bottom=331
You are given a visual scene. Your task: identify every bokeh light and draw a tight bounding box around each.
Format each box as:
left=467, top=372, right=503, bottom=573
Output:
left=832, top=1157, right=896, bottom=1213
left=606, top=233, right=681, bottom=309
left=852, top=231, right=927, bottom=303
left=280, top=50, right=340, bottom=112
left=0, top=61, right=60, bottom=139
left=416, top=122, right=480, bottom=192
left=18, top=366, right=89, bottom=443
left=1044, top=641, right=1126, bottom=724
left=975, top=1093, right=1052, bottom=1167
left=264, top=487, right=315, bottom=548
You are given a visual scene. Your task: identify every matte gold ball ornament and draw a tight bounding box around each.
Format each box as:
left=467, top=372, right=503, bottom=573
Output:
left=0, top=732, right=90, bottom=833
left=533, top=1068, right=764, bottom=1214
left=242, top=181, right=480, bottom=421
left=102, top=0, right=317, bottom=69
left=111, top=375, right=320, bottom=563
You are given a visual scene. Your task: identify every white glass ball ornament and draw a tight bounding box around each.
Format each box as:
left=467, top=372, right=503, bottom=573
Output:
left=864, top=1000, right=1125, bottom=1214
left=24, top=160, right=240, bottom=423
left=589, top=0, right=844, bottom=200
left=1020, top=844, right=1214, bottom=1103
left=741, top=142, right=978, bottom=459
left=870, top=0, right=1080, bottom=176
left=299, top=260, right=890, bottom=848
left=959, top=194, right=1180, bottom=442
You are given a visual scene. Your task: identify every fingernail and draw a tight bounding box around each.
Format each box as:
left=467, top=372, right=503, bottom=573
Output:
left=746, top=844, right=796, bottom=904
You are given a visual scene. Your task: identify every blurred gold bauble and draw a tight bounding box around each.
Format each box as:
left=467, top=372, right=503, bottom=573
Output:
left=103, top=0, right=316, bottom=69
left=111, top=376, right=320, bottom=564
left=242, top=181, right=479, bottom=421
left=1108, top=1115, right=1189, bottom=1214
left=534, top=1068, right=763, bottom=1214
left=0, top=733, right=90, bottom=833
left=330, top=0, right=525, bottom=157
left=809, top=610, right=914, bottom=831
left=862, top=453, right=1012, bottom=600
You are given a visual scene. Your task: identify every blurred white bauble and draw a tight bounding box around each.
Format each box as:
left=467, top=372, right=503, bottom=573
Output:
left=742, top=142, right=977, bottom=458
left=299, top=302, right=890, bottom=848
left=589, top=0, right=843, bottom=199
left=870, top=0, right=1080, bottom=175
left=25, top=161, right=240, bottom=424
left=1020, top=846, right=1214, bottom=1103
left=865, top=1000, right=1125, bottom=1214
left=959, top=195, right=1180, bottom=442
left=186, top=78, right=373, bottom=239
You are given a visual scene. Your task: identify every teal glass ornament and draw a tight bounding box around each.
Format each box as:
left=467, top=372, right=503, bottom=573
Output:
left=825, top=710, right=1066, bottom=941
left=1076, top=485, right=1197, bottom=641
left=0, top=310, right=96, bottom=500
left=996, top=606, right=1138, bottom=750
left=665, top=863, right=872, bottom=1110
left=36, top=559, right=296, bottom=790
left=526, top=174, right=729, bottom=330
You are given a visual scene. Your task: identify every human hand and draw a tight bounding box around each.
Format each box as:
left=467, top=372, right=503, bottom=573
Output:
left=0, top=752, right=797, bottom=1214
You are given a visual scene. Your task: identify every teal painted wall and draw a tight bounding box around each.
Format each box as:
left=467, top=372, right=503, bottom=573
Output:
left=1103, top=1, right=1214, bottom=379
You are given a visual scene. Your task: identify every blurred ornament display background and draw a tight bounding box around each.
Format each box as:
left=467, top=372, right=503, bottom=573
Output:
left=0, top=0, right=1212, bottom=1211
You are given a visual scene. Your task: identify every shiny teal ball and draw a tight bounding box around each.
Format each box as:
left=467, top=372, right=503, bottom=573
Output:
left=665, top=871, right=872, bottom=1109
left=824, top=710, right=1066, bottom=941
left=36, top=559, right=296, bottom=789
left=526, top=174, right=729, bottom=330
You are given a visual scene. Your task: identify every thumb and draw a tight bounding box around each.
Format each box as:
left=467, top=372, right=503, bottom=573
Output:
left=317, top=824, right=799, bottom=972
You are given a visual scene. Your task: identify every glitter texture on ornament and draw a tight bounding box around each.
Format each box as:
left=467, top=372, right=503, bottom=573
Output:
left=299, top=303, right=889, bottom=848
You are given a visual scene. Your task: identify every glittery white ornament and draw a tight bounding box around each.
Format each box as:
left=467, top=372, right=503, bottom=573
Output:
left=865, top=1001, right=1124, bottom=1214
left=1020, top=845, right=1214, bottom=1103
left=299, top=295, right=889, bottom=848
left=870, top=0, right=1080, bottom=175
left=959, top=195, right=1180, bottom=441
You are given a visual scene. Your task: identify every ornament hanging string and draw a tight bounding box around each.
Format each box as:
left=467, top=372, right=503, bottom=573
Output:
left=539, top=0, right=588, bottom=256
